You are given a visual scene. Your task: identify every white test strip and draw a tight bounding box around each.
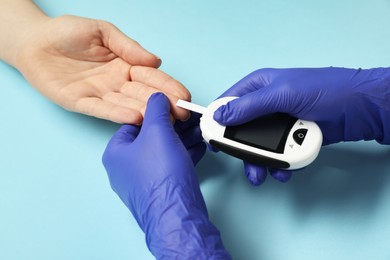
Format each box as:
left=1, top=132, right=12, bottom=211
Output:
left=176, top=99, right=207, bottom=115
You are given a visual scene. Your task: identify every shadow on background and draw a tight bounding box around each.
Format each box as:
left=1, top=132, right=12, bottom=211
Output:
left=42, top=100, right=121, bottom=139
left=196, top=151, right=235, bottom=183
left=200, top=141, right=390, bottom=259
left=196, top=152, right=270, bottom=259
left=287, top=142, right=390, bottom=218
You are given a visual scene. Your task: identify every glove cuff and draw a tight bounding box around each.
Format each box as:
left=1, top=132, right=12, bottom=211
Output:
left=137, top=176, right=231, bottom=259
left=344, top=67, right=390, bottom=144
left=368, top=68, right=390, bottom=144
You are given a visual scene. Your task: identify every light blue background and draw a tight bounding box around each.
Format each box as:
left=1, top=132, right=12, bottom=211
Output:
left=1, top=0, right=390, bottom=259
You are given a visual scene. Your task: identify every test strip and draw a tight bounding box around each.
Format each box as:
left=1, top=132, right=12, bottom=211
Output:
left=176, top=99, right=206, bottom=115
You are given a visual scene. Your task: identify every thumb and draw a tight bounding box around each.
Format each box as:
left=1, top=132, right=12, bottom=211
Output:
left=142, top=93, right=172, bottom=129
left=214, top=85, right=295, bottom=126
left=101, top=22, right=161, bottom=68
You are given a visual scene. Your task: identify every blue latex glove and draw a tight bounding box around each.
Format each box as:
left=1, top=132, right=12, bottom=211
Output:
left=102, top=93, right=231, bottom=259
left=174, top=110, right=205, bottom=166
left=213, top=67, right=390, bottom=186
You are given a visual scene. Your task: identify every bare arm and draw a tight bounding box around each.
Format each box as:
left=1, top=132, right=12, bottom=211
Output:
left=0, top=0, right=48, bottom=66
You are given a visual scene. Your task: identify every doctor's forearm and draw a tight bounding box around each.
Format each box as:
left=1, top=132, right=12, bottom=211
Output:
left=0, top=0, right=49, bottom=67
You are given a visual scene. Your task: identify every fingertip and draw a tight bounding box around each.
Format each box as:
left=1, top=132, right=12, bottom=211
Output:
left=183, top=111, right=191, bottom=121
left=213, top=101, right=242, bottom=126
left=213, top=105, right=227, bottom=125
left=146, top=93, right=171, bottom=115
left=142, top=92, right=172, bottom=126
left=270, top=169, right=293, bottom=183
left=155, top=57, right=162, bottom=68
left=174, top=109, right=191, bottom=122
left=171, top=101, right=190, bottom=121
left=244, top=162, right=267, bottom=186
left=171, top=97, right=191, bottom=121
left=148, top=92, right=170, bottom=106
left=248, top=172, right=267, bottom=186
left=141, top=54, right=162, bottom=68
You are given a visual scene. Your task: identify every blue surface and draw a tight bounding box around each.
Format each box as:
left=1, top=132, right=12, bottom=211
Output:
left=1, top=1, right=390, bottom=259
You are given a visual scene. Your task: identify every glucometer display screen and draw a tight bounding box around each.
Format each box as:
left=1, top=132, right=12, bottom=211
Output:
left=224, top=113, right=297, bottom=154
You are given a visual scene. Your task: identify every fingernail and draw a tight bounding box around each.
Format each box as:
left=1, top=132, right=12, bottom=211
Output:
left=156, top=58, right=162, bottom=67
left=152, top=54, right=162, bottom=66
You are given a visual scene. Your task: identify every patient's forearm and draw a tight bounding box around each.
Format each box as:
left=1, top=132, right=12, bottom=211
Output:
left=0, top=0, right=49, bottom=67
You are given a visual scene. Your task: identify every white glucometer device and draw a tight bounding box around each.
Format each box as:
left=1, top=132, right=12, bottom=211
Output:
left=176, top=97, right=322, bottom=170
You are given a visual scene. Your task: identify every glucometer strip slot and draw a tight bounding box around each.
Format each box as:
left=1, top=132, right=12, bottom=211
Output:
left=209, top=139, right=290, bottom=169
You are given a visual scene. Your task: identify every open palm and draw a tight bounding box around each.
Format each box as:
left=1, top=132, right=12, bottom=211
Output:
left=16, top=15, right=190, bottom=123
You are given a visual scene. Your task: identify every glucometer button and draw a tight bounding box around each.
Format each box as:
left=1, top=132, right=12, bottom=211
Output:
left=293, top=129, right=308, bottom=145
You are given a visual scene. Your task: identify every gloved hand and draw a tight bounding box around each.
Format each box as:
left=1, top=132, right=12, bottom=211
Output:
left=213, top=67, right=390, bottom=186
left=102, top=93, right=231, bottom=259
left=173, top=110, right=205, bottom=166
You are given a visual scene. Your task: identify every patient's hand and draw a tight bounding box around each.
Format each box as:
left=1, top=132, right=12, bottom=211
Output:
left=14, top=15, right=190, bottom=123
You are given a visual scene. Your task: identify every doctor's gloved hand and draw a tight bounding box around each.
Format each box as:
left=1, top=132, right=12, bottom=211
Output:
left=102, top=93, right=231, bottom=259
left=213, top=67, right=390, bottom=186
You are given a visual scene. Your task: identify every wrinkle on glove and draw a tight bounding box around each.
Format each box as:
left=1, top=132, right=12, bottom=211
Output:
left=103, top=93, right=231, bottom=259
left=145, top=177, right=230, bottom=260
left=213, top=67, right=390, bottom=185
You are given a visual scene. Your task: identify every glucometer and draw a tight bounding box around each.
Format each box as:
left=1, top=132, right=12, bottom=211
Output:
left=176, top=97, right=322, bottom=170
